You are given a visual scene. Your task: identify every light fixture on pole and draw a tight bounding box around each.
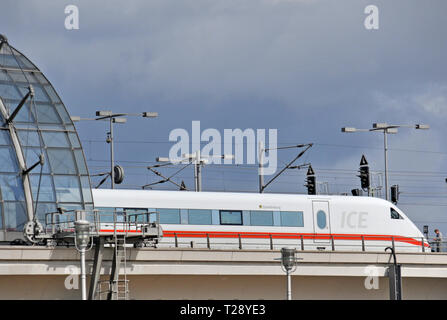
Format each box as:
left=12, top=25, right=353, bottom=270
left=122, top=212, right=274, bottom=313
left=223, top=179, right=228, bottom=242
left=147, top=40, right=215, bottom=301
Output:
left=71, top=110, right=158, bottom=189
left=277, top=247, right=302, bottom=300
left=341, top=123, right=429, bottom=201
left=74, top=219, right=92, bottom=300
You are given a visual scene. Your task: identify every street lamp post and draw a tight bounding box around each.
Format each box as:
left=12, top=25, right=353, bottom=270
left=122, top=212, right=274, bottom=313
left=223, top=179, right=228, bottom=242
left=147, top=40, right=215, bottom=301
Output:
left=71, top=111, right=158, bottom=189
left=74, top=219, right=91, bottom=300
left=341, top=123, right=429, bottom=201
left=278, top=247, right=303, bottom=300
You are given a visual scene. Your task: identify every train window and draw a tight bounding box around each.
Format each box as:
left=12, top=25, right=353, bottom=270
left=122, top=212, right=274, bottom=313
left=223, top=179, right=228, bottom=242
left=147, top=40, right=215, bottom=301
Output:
left=317, top=210, right=327, bottom=229
left=188, top=209, right=212, bottom=225
left=390, top=208, right=403, bottom=220
left=220, top=210, right=243, bottom=225
left=280, top=211, right=304, bottom=227
left=250, top=211, right=273, bottom=226
left=157, top=208, right=181, bottom=224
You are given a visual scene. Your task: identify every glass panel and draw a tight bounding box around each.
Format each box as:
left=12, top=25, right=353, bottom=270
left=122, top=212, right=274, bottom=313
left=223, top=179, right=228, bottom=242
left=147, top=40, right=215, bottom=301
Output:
left=188, top=209, right=212, bottom=225
left=317, top=210, right=327, bottom=229
left=96, top=207, right=116, bottom=223
left=80, top=176, right=92, bottom=202
left=0, top=83, right=21, bottom=99
left=220, top=210, right=243, bottom=225
left=35, top=202, right=57, bottom=223
left=68, top=132, right=80, bottom=147
left=391, top=208, right=401, bottom=220
left=0, top=174, right=25, bottom=201
left=58, top=204, right=83, bottom=212
left=47, top=148, right=77, bottom=174
left=44, top=85, right=61, bottom=103
left=10, top=48, right=38, bottom=70
left=35, top=104, right=62, bottom=123
left=157, top=208, right=180, bottom=224
left=18, top=56, right=37, bottom=70
left=29, top=174, right=56, bottom=202
left=74, top=150, right=88, bottom=174
left=23, top=147, right=50, bottom=174
left=0, top=130, right=11, bottom=145
left=250, top=211, right=273, bottom=226
left=41, top=131, right=70, bottom=147
left=17, top=85, right=48, bottom=103
left=0, top=146, right=19, bottom=172
left=53, top=175, right=82, bottom=202
left=55, top=104, right=72, bottom=124
left=11, top=102, right=36, bottom=123
left=280, top=211, right=304, bottom=227
left=0, top=70, right=9, bottom=81
left=0, top=204, right=3, bottom=229
left=3, top=201, right=27, bottom=231
left=17, top=129, right=41, bottom=147
left=0, top=54, right=20, bottom=68
left=34, top=72, right=49, bottom=85
left=7, top=70, right=37, bottom=83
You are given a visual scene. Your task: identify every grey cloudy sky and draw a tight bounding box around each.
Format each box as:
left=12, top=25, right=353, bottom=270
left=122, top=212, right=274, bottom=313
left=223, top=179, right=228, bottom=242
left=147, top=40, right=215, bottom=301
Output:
left=2, top=0, right=447, bottom=235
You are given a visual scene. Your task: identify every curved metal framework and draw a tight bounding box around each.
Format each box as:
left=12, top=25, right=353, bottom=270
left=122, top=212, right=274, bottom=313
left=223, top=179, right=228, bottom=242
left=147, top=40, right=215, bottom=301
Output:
left=0, top=36, right=93, bottom=241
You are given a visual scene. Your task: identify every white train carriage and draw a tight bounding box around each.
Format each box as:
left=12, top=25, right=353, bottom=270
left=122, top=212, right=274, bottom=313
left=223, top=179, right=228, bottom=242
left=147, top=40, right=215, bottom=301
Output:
left=92, top=189, right=430, bottom=252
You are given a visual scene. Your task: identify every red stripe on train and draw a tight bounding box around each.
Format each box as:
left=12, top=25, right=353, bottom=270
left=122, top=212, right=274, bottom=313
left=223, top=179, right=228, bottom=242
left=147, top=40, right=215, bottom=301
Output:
left=162, top=230, right=430, bottom=247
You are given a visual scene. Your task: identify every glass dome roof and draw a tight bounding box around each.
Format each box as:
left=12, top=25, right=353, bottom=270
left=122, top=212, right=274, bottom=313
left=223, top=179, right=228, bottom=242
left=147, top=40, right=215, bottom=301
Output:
left=0, top=35, right=93, bottom=240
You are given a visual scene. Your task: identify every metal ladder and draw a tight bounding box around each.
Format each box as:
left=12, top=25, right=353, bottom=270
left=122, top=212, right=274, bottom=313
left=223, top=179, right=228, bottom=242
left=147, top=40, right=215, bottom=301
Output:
left=112, top=235, right=128, bottom=300
left=112, top=235, right=129, bottom=300
left=95, top=235, right=129, bottom=300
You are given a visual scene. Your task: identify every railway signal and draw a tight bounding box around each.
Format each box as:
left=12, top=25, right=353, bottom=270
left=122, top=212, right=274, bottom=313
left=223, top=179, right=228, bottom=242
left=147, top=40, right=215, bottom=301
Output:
left=391, top=185, right=399, bottom=204
left=358, top=155, right=370, bottom=191
left=306, top=165, right=316, bottom=195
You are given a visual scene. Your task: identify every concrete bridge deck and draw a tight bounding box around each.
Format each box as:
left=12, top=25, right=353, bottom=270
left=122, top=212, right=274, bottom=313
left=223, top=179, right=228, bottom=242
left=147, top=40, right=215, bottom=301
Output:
left=0, top=246, right=446, bottom=299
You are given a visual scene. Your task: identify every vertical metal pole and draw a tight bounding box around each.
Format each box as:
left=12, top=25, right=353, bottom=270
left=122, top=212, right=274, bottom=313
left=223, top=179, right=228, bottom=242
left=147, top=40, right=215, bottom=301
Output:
left=196, top=150, right=201, bottom=192
left=207, top=233, right=210, bottom=249
left=88, top=237, right=104, bottom=300
left=110, top=117, right=115, bottom=189
left=384, top=130, right=389, bottom=201
left=259, top=141, right=264, bottom=193
left=193, top=156, right=198, bottom=192
left=80, top=248, right=87, bottom=300
left=286, top=270, right=292, bottom=300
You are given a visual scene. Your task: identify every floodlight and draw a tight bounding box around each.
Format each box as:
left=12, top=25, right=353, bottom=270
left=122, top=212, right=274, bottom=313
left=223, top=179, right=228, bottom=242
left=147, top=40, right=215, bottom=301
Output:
left=96, top=111, right=112, bottom=117
left=142, top=112, right=158, bottom=118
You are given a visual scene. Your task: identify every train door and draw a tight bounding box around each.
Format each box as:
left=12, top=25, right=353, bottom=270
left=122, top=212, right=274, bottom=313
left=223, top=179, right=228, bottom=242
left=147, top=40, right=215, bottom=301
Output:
left=312, top=201, right=331, bottom=243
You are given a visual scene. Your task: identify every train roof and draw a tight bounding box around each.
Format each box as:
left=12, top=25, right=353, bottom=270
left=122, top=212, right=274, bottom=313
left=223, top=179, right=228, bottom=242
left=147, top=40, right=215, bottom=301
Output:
left=92, top=189, right=394, bottom=209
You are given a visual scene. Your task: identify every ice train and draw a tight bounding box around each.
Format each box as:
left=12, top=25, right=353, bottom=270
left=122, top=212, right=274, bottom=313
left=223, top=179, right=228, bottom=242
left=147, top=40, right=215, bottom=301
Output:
left=92, top=189, right=430, bottom=252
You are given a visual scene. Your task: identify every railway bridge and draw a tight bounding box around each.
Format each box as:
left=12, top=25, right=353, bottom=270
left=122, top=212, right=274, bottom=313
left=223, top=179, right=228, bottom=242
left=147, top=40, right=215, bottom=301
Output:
left=0, top=246, right=446, bottom=299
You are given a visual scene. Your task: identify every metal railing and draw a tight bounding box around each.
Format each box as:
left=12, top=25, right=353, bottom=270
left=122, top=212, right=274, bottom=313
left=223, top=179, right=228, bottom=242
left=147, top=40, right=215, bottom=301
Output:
left=44, top=209, right=161, bottom=239
left=159, top=232, right=432, bottom=253
left=427, top=238, right=447, bottom=253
